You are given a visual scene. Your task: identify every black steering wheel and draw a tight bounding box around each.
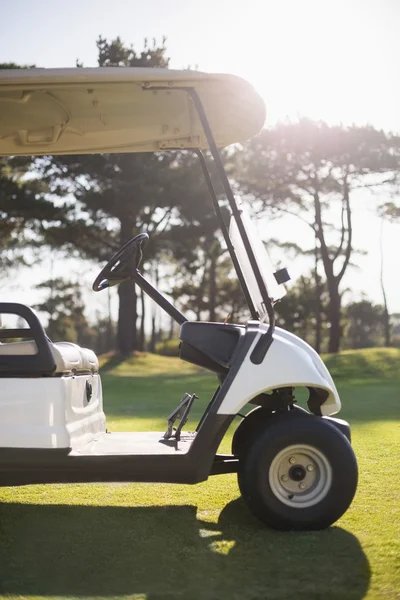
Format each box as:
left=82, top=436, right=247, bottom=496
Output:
left=92, top=233, right=149, bottom=292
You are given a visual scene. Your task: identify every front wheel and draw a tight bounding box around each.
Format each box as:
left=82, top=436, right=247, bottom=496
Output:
left=238, top=414, right=358, bottom=530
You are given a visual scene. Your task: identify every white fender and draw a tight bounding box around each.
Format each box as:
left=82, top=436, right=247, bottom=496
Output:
left=217, top=325, right=340, bottom=417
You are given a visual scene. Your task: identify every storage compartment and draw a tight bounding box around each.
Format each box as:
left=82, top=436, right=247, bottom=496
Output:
left=0, top=374, right=106, bottom=450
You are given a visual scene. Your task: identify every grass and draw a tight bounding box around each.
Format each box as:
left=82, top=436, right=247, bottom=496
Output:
left=0, top=348, right=399, bottom=599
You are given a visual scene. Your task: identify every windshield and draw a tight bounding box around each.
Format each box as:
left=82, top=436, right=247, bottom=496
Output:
left=229, top=204, right=286, bottom=318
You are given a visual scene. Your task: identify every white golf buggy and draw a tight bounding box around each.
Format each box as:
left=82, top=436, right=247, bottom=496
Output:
left=0, top=68, right=357, bottom=530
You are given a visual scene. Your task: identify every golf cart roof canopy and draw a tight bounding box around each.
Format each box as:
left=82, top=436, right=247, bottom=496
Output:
left=0, top=67, right=266, bottom=156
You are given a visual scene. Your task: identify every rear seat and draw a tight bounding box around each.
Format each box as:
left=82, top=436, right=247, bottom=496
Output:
left=0, top=340, right=99, bottom=374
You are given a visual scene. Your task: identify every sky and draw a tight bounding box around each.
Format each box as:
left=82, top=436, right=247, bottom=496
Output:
left=1, top=0, right=400, bottom=320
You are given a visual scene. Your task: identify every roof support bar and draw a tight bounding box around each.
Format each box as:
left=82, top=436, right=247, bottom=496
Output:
left=187, top=89, right=275, bottom=331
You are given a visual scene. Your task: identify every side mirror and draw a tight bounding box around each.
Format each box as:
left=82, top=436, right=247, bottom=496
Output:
left=274, top=268, right=291, bottom=285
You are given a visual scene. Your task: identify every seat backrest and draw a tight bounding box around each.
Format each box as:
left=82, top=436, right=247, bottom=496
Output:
left=0, top=303, right=56, bottom=377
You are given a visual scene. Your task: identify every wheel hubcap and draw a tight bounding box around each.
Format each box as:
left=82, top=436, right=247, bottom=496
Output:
left=269, top=444, right=332, bottom=508
left=288, top=465, right=306, bottom=481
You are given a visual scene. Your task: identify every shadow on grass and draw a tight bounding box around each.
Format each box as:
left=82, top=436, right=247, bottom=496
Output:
left=100, top=354, right=130, bottom=372
left=0, top=498, right=370, bottom=600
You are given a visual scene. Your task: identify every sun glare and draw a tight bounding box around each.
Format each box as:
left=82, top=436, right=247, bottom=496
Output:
left=208, top=0, right=399, bottom=130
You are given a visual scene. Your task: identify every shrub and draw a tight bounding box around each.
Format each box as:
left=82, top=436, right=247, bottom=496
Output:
left=154, top=338, right=180, bottom=357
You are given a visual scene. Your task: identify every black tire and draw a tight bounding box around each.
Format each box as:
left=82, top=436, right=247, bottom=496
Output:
left=232, top=405, right=309, bottom=458
left=232, top=407, right=273, bottom=457
left=238, top=412, right=358, bottom=531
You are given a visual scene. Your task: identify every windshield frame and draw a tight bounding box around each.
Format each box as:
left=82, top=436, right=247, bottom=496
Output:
left=190, top=89, right=276, bottom=330
left=228, top=205, right=286, bottom=319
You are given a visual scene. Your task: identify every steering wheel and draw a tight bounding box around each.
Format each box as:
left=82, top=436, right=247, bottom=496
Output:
left=92, top=233, right=149, bottom=292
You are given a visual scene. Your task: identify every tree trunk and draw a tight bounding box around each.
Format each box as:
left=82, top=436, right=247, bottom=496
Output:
left=117, top=281, right=137, bottom=356
left=138, top=287, right=145, bottom=351
left=116, top=217, right=137, bottom=356
left=380, top=219, right=391, bottom=347
left=313, top=181, right=351, bottom=354
left=148, top=265, right=159, bottom=353
left=107, top=286, right=114, bottom=351
left=149, top=308, right=156, bottom=353
left=382, top=306, right=391, bottom=347
left=196, top=260, right=208, bottom=321
left=209, top=247, right=217, bottom=322
left=327, top=284, right=341, bottom=353
left=314, top=242, right=322, bottom=354
left=168, top=316, right=174, bottom=340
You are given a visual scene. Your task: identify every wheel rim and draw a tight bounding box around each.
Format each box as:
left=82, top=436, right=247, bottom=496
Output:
left=268, top=444, right=332, bottom=508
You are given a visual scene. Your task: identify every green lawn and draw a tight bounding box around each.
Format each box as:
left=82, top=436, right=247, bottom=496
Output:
left=0, top=349, right=399, bottom=600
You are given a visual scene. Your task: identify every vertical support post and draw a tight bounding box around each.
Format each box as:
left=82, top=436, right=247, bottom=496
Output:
left=188, top=89, right=275, bottom=331
left=195, top=150, right=257, bottom=319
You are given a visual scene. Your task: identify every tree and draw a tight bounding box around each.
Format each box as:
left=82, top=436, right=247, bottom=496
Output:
left=345, top=300, right=385, bottom=349
left=275, top=275, right=329, bottom=349
left=392, top=313, right=400, bottom=347
left=377, top=201, right=400, bottom=347
left=0, top=157, right=66, bottom=271
left=0, top=62, right=35, bottom=70
left=379, top=219, right=391, bottom=346
left=380, top=202, right=400, bottom=222
left=237, top=119, right=400, bottom=352
left=171, top=251, right=247, bottom=323
left=266, top=237, right=327, bottom=353
left=35, top=278, right=93, bottom=345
